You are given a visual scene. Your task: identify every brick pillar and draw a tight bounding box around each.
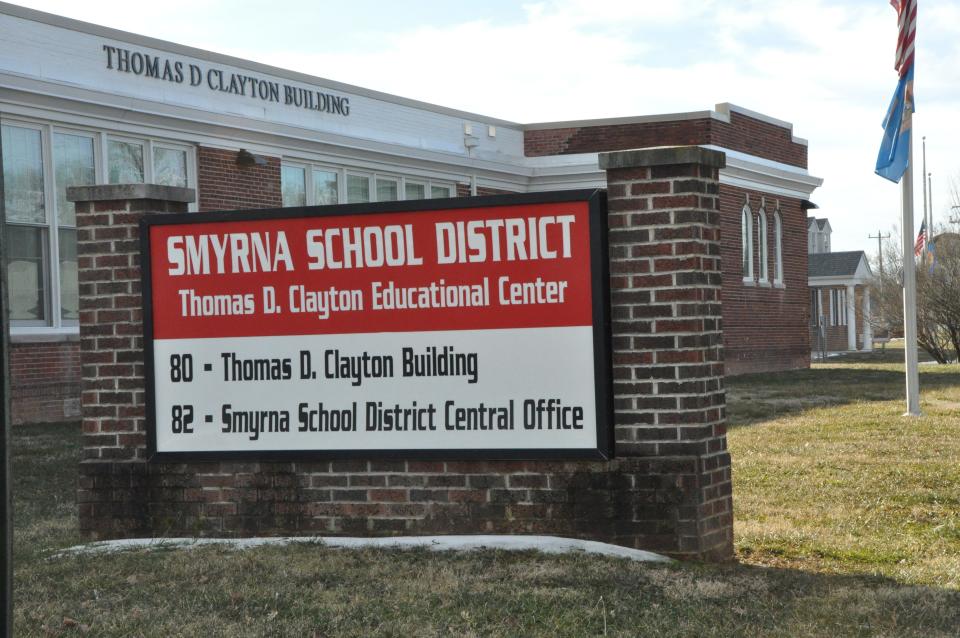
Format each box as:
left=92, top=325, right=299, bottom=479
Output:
left=599, top=146, right=733, bottom=560
left=68, top=184, right=194, bottom=537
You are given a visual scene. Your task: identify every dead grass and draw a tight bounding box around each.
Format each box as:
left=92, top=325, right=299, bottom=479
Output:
left=10, top=355, right=960, bottom=636
left=729, top=357, right=960, bottom=591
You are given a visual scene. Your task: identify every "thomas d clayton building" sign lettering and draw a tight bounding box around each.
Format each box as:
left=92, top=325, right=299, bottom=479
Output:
left=141, top=191, right=611, bottom=460
left=102, top=44, right=350, bottom=116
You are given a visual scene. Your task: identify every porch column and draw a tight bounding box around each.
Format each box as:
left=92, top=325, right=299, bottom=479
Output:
left=862, top=286, right=873, bottom=351
left=846, top=284, right=857, bottom=351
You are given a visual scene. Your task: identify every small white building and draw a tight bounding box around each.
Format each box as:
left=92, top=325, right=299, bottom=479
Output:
left=807, top=218, right=873, bottom=352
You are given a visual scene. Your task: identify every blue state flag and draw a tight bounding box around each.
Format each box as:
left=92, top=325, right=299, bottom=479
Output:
left=875, top=64, right=914, bottom=183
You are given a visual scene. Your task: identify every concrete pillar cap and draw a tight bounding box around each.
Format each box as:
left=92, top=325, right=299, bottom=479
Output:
left=66, top=183, right=196, bottom=204
left=599, top=146, right=726, bottom=170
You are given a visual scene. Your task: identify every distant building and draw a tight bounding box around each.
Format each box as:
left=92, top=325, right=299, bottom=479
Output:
left=807, top=218, right=873, bottom=352
left=807, top=217, right=832, bottom=254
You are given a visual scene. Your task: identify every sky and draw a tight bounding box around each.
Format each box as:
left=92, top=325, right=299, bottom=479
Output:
left=12, top=0, right=960, bottom=254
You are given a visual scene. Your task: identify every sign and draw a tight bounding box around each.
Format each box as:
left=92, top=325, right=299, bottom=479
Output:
left=102, top=44, right=350, bottom=117
left=142, top=190, right=612, bottom=460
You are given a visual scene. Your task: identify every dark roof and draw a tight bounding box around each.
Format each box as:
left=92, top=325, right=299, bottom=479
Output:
left=807, top=217, right=829, bottom=230
left=808, top=251, right=867, bottom=278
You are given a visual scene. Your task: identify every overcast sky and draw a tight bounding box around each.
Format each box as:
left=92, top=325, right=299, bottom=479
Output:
left=13, top=0, right=960, bottom=253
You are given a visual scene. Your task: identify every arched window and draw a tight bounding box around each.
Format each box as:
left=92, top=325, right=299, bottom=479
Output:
left=741, top=203, right=753, bottom=281
left=774, top=210, right=784, bottom=284
left=758, top=207, right=769, bottom=282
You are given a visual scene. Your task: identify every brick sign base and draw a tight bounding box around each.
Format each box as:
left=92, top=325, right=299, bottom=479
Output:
left=72, top=146, right=733, bottom=561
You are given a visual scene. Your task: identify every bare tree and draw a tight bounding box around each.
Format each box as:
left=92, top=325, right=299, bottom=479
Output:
left=869, top=228, right=960, bottom=364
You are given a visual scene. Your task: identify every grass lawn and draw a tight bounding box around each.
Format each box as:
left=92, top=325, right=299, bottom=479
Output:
left=11, top=352, right=960, bottom=636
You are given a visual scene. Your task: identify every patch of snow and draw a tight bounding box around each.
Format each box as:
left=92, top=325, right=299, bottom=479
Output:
left=57, top=535, right=672, bottom=562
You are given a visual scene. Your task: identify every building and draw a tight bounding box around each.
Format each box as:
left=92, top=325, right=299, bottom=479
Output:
left=1, top=2, right=822, bottom=424
left=807, top=217, right=873, bottom=353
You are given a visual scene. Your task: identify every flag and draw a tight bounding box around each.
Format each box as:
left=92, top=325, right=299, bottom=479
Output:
left=875, top=0, right=917, bottom=183
left=891, top=0, right=917, bottom=77
left=927, top=235, right=936, bottom=273
left=914, top=219, right=926, bottom=257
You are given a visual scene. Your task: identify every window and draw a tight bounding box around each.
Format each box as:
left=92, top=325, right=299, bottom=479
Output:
left=153, top=146, right=188, bottom=188
left=773, top=210, right=784, bottom=284
left=810, top=289, right=820, bottom=326
left=830, top=289, right=847, bottom=326
left=312, top=169, right=338, bottom=205
left=405, top=181, right=426, bottom=200
left=376, top=177, right=399, bottom=202
left=2, top=124, right=66, bottom=324
left=52, top=132, right=94, bottom=320
left=741, top=204, right=753, bottom=281
left=108, top=137, right=192, bottom=189
left=108, top=139, right=144, bottom=184
left=431, top=184, right=452, bottom=199
left=346, top=173, right=370, bottom=203
left=281, top=162, right=456, bottom=206
left=2, top=120, right=195, bottom=330
left=281, top=165, right=306, bottom=207
left=758, top=207, right=769, bottom=283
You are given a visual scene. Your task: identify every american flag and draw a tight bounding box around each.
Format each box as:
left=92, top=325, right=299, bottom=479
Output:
left=892, top=0, right=918, bottom=78
left=914, top=219, right=926, bottom=257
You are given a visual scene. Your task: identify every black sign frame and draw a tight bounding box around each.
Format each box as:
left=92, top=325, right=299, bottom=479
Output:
left=141, top=189, right=613, bottom=462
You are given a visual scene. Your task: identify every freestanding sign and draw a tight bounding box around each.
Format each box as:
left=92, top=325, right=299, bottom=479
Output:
left=142, top=190, right=611, bottom=460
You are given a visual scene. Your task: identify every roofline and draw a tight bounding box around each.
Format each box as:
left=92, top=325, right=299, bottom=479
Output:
left=0, top=2, right=812, bottom=144
left=524, top=103, right=809, bottom=146
left=715, top=103, right=808, bottom=146
left=0, top=0, right=525, bottom=128
left=523, top=109, right=717, bottom=130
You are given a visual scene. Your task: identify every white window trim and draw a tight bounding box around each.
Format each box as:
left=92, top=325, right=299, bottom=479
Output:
left=741, top=203, right=754, bottom=283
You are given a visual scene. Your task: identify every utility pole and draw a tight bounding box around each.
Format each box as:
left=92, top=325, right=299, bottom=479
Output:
left=869, top=230, right=891, bottom=280
left=869, top=230, right=891, bottom=335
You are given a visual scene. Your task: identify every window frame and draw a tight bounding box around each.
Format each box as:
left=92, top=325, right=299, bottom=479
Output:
left=741, top=203, right=754, bottom=282
left=311, top=166, right=340, bottom=206
left=773, top=209, right=784, bottom=286
left=345, top=170, right=372, bottom=204
left=280, top=161, right=456, bottom=206
left=280, top=162, right=308, bottom=208
left=4, top=117, right=198, bottom=336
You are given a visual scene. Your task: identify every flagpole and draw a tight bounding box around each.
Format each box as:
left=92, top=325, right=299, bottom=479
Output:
left=901, top=120, right=921, bottom=416
left=921, top=137, right=928, bottom=248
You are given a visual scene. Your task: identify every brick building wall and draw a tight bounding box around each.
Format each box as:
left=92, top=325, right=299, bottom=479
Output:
left=526, top=112, right=811, bottom=375
left=720, top=185, right=810, bottom=374
left=73, top=147, right=734, bottom=560
left=197, top=147, right=283, bottom=212
left=9, top=341, right=81, bottom=423
left=525, top=110, right=807, bottom=168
